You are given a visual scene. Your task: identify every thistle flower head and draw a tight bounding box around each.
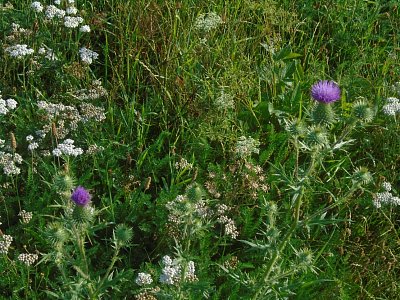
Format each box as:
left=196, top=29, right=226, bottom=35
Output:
left=311, top=80, right=341, bottom=104
left=71, top=186, right=91, bottom=206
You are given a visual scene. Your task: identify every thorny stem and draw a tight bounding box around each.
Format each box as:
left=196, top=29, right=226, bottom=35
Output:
left=253, top=152, right=318, bottom=300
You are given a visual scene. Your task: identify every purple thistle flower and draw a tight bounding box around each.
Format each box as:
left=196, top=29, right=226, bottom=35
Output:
left=71, top=186, right=91, bottom=206
left=311, top=80, right=341, bottom=104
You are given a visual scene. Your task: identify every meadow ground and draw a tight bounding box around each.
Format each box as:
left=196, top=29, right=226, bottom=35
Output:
left=0, top=0, right=400, bottom=299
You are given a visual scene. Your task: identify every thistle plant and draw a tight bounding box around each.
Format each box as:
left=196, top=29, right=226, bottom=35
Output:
left=310, top=80, right=341, bottom=125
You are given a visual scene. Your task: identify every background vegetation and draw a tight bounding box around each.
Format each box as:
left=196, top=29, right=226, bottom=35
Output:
left=0, top=0, right=399, bottom=299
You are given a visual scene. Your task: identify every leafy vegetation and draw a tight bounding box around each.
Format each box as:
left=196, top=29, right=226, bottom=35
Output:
left=0, top=0, right=399, bottom=299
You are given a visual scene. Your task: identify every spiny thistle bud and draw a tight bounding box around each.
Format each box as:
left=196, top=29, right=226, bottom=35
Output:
left=53, top=171, right=76, bottom=193
left=352, top=167, right=372, bottom=186
left=311, top=102, right=336, bottom=125
left=72, top=205, right=94, bottom=224
left=285, top=119, right=306, bottom=137
left=295, top=248, right=314, bottom=271
left=46, top=222, right=69, bottom=246
left=186, top=183, right=204, bottom=202
left=352, top=97, right=374, bottom=123
left=305, top=125, right=328, bottom=149
left=113, top=224, right=133, bottom=248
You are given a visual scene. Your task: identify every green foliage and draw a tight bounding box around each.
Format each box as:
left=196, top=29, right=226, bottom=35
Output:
left=0, top=0, right=399, bottom=299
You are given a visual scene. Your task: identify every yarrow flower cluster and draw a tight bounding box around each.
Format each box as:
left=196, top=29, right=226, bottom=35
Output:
left=0, top=234, right=13, bottom=254
left=18, top=210, right=33, bottom=224
left=235, top=136, right=260, bottom=159
left=65, top=6, right=78, bottom=15
left=194, top=12, right=223, bottom=32
left=64, top=16, right=83, bottom=28
left=79, top=47, right=99, bottom=64
left=158, top=255, right=198, bottom=285
left=217, top=215, right=239, bottom=239
left=71, top=186, right=91, bottom=206
left=0, top=152, right=23, bottom=175
left=45, top=5, right=65, bottom=19
left=52, top=139, right=83, bottom=157
left=0, top=94, right=17, bottom=115
left=311, top=80, right=341, bottom=104
left=18, top=253, right=39, bottom=266
left=215, top=90, right=234, bottom=110
left=174, top=157, right=193, bottom=170
left=38, top=46, right=58, bottom=61
left=73, top=80, right=108, bottom=100
left=373, top=181, right=400, bottom=208
left=4, top=44, right=34, bottom=59
left=31, top=1, right=44, bottom=12
left=135, top=272, right=153, bottom=286
left=159, top=255, right=181, bottom=285
left=79, top=25, right=91, bottom=32
left=26, top=135, right=39, bottom=151
left=382, top=97, right=400, bottom=116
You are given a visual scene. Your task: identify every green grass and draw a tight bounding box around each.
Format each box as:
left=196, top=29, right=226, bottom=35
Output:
left=0, top=0, right=399, bottom=299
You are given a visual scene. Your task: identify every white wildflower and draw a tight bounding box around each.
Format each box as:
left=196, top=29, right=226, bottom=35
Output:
left=65, top=6, right=78, bottom=15
left=28, top=142, right=39, bottom=151
left=18, top=210, right=33, bottom=224
left=79, top=47, right=99, bottom=64
left=235, top=136, right=260, bottom=158
left=79, top=25, right=91, bottom=32
left=64, top=16, right=83, bottom=28
left=382, top=181, right=392, bottom=192
left=45, top=5, right=65, bottom=19
left=52, top=139, right=83, bottom=157
left=73, top=80, right=108, bottom=100
left=26, top=135, right=34, bottom=142
left=185, top=260, right=198, bottom=282
left=5, top=44, right=34, bottom=59
left=31, top=1, right=43, bottom=12
left=215, top=90, right=234, bottom=110
left=194, top=12, right=223, bottom=32
left=162, top=255, right=173, bottom=266
left=6, top=99, right=17, bottom=109
left=18, top=253, right=38, bottom=266
left=383, top=97, right=400, bottom=116
left=0, top=152, right=22, bottom=176
left=0, top=234, right=13, bottom=254
left=159, top=264, right=181, bottom=285
left=135, top=272, right=153, bottom=286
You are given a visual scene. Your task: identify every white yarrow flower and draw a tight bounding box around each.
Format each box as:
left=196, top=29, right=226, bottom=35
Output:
left=79, top=47, right=99, bottom=64
left=194, top=12, right=223, bottom=32
left=135, top=272, right=153, bottom=286
left=31, top=1, right=44, bottom=12
left=5, top=44, right=34, bottom=59
left=66, top=6, right=78, bottom=15
left=64, top=16, right=83, bottom=28
left=79, top=25, right=91, bottom=32
left=6, top=99, right=17, bottom=109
